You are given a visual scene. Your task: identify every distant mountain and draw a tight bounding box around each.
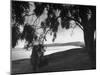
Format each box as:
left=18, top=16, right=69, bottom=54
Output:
left=44, top=41, right=85, bottom=47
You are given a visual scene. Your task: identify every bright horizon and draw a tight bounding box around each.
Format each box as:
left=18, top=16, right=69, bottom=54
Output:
left=15, top=25, right=84, bottom=48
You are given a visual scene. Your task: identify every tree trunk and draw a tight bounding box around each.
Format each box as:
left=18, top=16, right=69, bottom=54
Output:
left=79, top=6, right=96, bottom=68
left=31, top=45, right=40, bottom=72
left=83, top=23, right=96, bottom=68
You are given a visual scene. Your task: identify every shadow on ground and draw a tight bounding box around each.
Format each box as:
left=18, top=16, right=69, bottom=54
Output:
left=11, top=48, right=96, bottom=74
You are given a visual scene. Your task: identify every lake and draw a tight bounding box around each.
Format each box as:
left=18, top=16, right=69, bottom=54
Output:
left=11, top=45, right=82, bottom=61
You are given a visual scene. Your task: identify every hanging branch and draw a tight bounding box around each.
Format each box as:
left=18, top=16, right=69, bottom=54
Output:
left=66, top=16, right=84, bottom=31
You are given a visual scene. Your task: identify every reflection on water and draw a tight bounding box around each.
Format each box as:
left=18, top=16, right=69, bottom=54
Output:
left=12, top=46, right=82, bottom=61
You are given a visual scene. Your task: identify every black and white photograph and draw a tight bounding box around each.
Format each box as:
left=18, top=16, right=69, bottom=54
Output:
left=11, top=0, right=96, bottom=74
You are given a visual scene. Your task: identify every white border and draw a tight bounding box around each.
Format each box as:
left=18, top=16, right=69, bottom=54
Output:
left=0, top=0, right=100, bottom=75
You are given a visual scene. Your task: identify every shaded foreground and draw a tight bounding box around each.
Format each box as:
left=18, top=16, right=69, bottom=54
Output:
left=11, top=48, right=96, bottom=74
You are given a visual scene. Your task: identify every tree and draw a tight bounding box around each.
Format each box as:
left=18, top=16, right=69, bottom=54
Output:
left=79, top=6, right=96, bottom=67
left=11, top=1, right=30, bottom=48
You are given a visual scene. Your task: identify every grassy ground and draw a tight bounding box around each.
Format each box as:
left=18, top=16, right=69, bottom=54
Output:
left=11, top=48, right=95, bottom=74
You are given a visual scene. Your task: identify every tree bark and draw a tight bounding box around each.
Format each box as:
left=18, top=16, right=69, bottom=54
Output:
left=83, top=19, right=96, bottom=68
left=31, top=45, right=40, bottom=72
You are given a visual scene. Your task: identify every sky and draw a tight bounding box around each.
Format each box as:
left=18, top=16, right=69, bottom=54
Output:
left=44, top=22, right=84, bottom=44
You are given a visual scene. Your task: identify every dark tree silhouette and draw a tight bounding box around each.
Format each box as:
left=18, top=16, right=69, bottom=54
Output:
left=11, top=1, right=30, bottom=47
left=11, top=1, right=29, bottom=24
left=12, top=24, right=20, bottom=48
left=79, top=6, right=96, bottom=67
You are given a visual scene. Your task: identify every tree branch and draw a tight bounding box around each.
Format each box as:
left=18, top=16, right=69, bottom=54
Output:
left=66, top=16, right=84, bottom=31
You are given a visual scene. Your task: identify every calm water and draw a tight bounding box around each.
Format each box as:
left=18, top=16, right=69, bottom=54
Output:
left=12, top=46, right=82, bottom=61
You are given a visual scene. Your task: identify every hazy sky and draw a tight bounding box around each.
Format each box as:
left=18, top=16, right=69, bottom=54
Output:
left=44, top=22, right=84, bottom=44
left=15, top=25, right=84, bottom=48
